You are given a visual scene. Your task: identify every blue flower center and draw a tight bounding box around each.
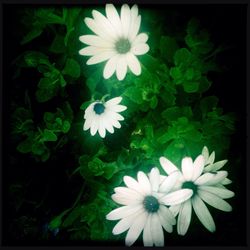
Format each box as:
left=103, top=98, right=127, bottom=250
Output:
left=115, top=38, right=131, bottom=54
left=93, top=103, right=105, bottom=115
left=182, top=181, right=197, bottom=195
left=143, top=195, right=160, bottom=213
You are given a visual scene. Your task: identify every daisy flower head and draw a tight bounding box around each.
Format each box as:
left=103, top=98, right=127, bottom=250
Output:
left=79, top=4, right=149, bottom=81
left=106, top=168, right=193, bottom=246
left=83, top=96, right=127, bottom=138
left=202, top=146, right=232, bottom=185
left=159, top=154, right=235, bottom=236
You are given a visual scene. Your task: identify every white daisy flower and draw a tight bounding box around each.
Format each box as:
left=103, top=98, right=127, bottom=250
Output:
left=83, top=96, right=127, bottom=138
left=79, top=4, right=149, bottom=81
left=159, top=155, right=235, bottom=235
left=202, top=146, right=232, bottom=185
left=106, top=168, right=193, bottom=246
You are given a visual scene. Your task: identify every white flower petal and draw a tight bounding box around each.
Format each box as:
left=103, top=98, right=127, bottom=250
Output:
left=208, top=151, right=215, bottom=165
left=83, top=112, right=95, bottom=131
left=101, top=116, right=114, bottom=134
left=121, top=4, right=131, bottom=37
left=79, top=46, right=105, bottom=56
left=182, top=157, right=194, bottom=181
left=91, top=10, right=118, bottom=40
left=84, top=103, right=95, bottom=118
left=151, top=213, right=164, bottom=246
left=143, top=214, right=153, bottom=246
left=159, top=171, right=180, bottom=193
left=79, top=35, right=112, bottom=48
left=194, top=171, right=228, bottom=186
left=90, top=116, right=99, bottom=136
left=111, top=193, right=142, bottom=206
left=84, top=17, right=115, bottom=42
left=202, top=146, right=209, bottom=164
left=129, top=14, right=141, bottom=41
left=86, top=51, right=115, bottom=65
left=125, top=211, right=147, bottom=246
left=108, top=104, right=127, bottom=113
left=112, top=208, right=144, bottom=235
left=123, top=175, right=145, bottom=195
left=133, top=33, right=149, bottom=45
left=116, top=56, right=128, bottom=81
left=192, top=155, right=205, bottom=181
left=159, top=157, right=179, bottom=175
left=157, top=211, right=173, bottom=233
left=105, top=4, right=123, bottom=37
left=103, top=55, right=119, bottom=79
left=160, top=189, right=193, bottom=206
left=126, top=52, right=141, bottom=76
left=114, top=186, right=143, bottom=199
left=106, top=110, right=124, bottom=121
left=106, top=205, right=142, bottom=220
left=111, top=119, right=121, bottom=129
left=204, top=160, right=228, bottom=172
left=198, top=190, right=232, bottom=212
left=98, top=117, right=106, bottom=138
left=199, top=186, right=235, bottom=199
left=131, top=43, right=149, bottom=55
left=192, top=195, right=216, bottom=232
left=149, top=167, right=160, bottom=192
left=137, top=171, right=151, bottom=194
left=158, top=205, right=176, bottom=225
left=221, top=177, right=232, bottom=185
left=169, top=204, right=181, bottom=217
left=177, top=200, right=192, bottom=236
left=105, top=97, right=122, bottom=107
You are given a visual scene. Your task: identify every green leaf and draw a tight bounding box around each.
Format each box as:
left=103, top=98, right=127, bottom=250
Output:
left=49, top=209, right=71, bottom=230
left=174, top=48, right=192, bottom=66
left=85, top=69, right=102, bottom=92
left=183, top=81, right=200, bottom=93
left=36, top=86, right=57, bottom=103
left=50, top=34, right=67, bottom=54
left=62, top=206, right=82, bottom=228
left=200, top=96, right=219, bottom=115
left=198, top=76, right=212, bottom=93
left=31, top=141, right=47, bottom=155
left=17, top=137, right=33, bottom=153
left=169, top=67, right=182, bottom=84
left=63, top=8, right=81, bottom=46
left=160, top=36, right=179, bottom=62
left=42, top=129, right=58, bottom=142
left=102, top=162, right=118, bottom=180
left=157, top=126, right=177, bottom=144
left=21, top=28, right=43, bottom=45
left=62, top=121, right=71, bottom=133
left=62, top=58, right=80, bottom=78
left=87, top=158, right=104, bottom=176
left=38, top=77, right=51, bottom=89
left=23, top=51, right=50, bottom=68
left=35, top=9, right=64, bottom=24
left=124, top=86, right=143, bottom=104
left=149, top=96, right=158, bottom=109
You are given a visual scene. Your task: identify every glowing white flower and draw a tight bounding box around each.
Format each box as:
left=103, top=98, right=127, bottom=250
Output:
left=159, top=155, right=235, bottom=235
left=202, top=146, right=232, bottom=185
left=106, top=168, right=193, bottom=246
left=79, top=4, right=149, bottom=81
left=83, top=97, right=127, bottom=138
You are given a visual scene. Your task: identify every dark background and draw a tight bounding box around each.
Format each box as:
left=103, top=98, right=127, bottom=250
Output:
left=1, top=3, right=247, bottom=246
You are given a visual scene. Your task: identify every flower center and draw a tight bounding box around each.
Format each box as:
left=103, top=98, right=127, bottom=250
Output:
left=93, top=103, right=105, bottom=115
left=182, top=181, right=197, bottom=195
left=143, top=195, right=160, bottom=213
left=115, top=38, right=131, bottom=54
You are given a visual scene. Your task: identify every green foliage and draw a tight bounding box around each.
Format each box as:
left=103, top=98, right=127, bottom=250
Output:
left=12, top=6, right=237, bottom=243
